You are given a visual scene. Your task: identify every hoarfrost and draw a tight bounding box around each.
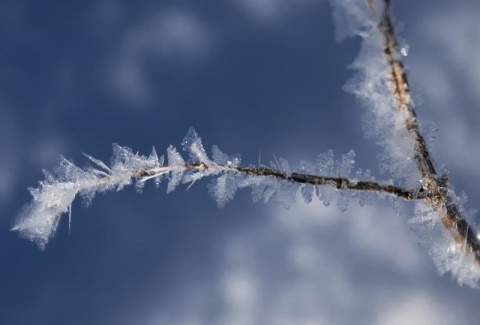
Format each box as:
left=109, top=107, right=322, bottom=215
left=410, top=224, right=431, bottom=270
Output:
left=10, top=0, right=480, bottom=291
left=275, top=181, right=299, bottom=209
left=316, top=150, right=335, bottom=175
left=13, top=144, right=166, bottom=248
left=409, top=201, right=480, bottom=287
left=354, top=168, right=375, bottom=207
left=166, top=145, right=185, bottom=193
left=336, top=192, right=349, bottom=212
left=182, top=127, right=210, bottom=165
left=208, top=172, right=243, bottom=208
left=249, top=176, right=279, bottom=204
left=212, top=145, right=229, bottom=165
left=278, top=158, right=291, bottom=176
left=388, top=197, right=403, bottom=216
left=13, top=204, right=62, bottom=250
left=338, top=150, right=355, bottom=177
left=11, top=129, right=393, bottom=256
left=317, top=185, right=334, bottom=207
left=300, top=184, right=313, bottom=204
left=330, top=0, right=420, bottom=189
left=211, top=145, right=240, bottom=167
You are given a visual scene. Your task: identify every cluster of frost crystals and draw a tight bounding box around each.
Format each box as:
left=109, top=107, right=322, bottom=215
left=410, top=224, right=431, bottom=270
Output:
left=329, top=0, right=420, bottom=189
left=180, top=128, right=225, bottom=186
left=208, top=173, right=242, bottom=208
left=352, top=168, right=375, bottom=207
left=110, top=144, right=164, bottom=193
left=12, top=128, right=383, bottom=250
left=229, top=153, right=331, bottom=210
left=237, top=172, right=298, bottom=209
left=206, top=145, right=243, bottom=208
left=409, top=200, right=480, bottom=287
left=182, top=127, right=211, bottom=166
left=166, top=145, right=185, bottom=193
left=12, top=145, right=165, bottom=249
left=294, top=149, right=365, bottom=212
left=206, top=152, right=300, bottom=209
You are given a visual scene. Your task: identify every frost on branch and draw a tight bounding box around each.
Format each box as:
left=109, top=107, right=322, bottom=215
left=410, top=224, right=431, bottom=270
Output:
left=329, top=0, right=419, bottom=189
left=409, top=199, right=480, bottom=287
left=327, top=0, right=480, bottom=287
left=12, top=145, right=165, bottom=250
left=13, top=128, right=371, bottom=249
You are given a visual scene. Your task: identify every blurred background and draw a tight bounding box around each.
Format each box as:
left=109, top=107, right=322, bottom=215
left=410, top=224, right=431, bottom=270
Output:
left=1, top=0, right=480, bottom=324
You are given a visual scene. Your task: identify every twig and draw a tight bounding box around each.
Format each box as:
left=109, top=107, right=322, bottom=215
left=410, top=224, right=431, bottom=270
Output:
left=377, top=0, right=480, bottom=262
left=131, top=163, right=427, bottom=200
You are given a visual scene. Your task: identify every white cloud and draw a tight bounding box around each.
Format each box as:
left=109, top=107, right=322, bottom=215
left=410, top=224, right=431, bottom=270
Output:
left=109, top=9, right=214, bottom=106
left=423, top=9, right=480, bottom=97
left=377, top=291, right=464, bottom=325
left=142, top=198, right=475, bottom=324
left=234, top=0, right=320, bottom=23
left=408, top=4, right=480, bottom=177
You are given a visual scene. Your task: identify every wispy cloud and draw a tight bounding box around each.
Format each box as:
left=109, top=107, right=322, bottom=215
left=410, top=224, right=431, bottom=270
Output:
left=408, top=4, right=480, bottom=177
left=234, top=0, right=320, bottom=23
left=141, top=200, right=472, bottom=324
left=109, top=9, right=214, bottom=106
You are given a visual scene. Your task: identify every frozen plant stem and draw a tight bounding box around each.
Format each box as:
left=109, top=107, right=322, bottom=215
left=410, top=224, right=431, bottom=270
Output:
left=11, top=131, right=425, bottom=251
left=375, top=0, right=480, bottom=263
left=139, top=164, right=425, bottom=199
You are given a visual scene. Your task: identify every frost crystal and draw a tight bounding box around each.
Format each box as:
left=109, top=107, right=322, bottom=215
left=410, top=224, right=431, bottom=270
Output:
left=300, top=185, right=313, bottom=204
left=182, top=127, right=210, bottom=165
left=211, top=145, right=241, bottom=167
left=330, top=0, right=420, bottom=188
left=409, top=201, right=480, bottom=286
left=13, top=145, right=166, bottom=249
left=316, top=150, right=335, bottom=175
left=338, top=150, right=355, bottom=177
left=166, top=145, right=185, bottom=193
left=208, top=173, right=241, bottom=208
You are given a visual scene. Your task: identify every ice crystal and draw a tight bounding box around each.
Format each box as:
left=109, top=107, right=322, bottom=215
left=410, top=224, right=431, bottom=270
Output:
left=409, top=201, right=480, bottom=287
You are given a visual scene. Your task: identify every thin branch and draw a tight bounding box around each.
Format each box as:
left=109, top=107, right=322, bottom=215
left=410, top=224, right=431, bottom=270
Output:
left=133, top=163, right=426, bottom=200
left=377, top=0, right=480, bottom=262
left=233, top=165, right=426, bottom=199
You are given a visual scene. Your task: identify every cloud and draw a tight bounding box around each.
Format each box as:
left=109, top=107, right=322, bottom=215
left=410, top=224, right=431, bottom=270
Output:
left=408, top=4, right=480, bottom=177
left=234, top=0, right=320, bottom=23
left=377, top=291, right=465, bottom=325
left=140, top=198, right=474, bottom=324
left=109, top=9, right=214, bottom=106
left=423, top=8, right=480, bottom=97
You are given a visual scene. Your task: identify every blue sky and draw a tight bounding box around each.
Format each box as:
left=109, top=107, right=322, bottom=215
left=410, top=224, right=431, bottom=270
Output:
left=1, top=0, right=480, bottom=324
